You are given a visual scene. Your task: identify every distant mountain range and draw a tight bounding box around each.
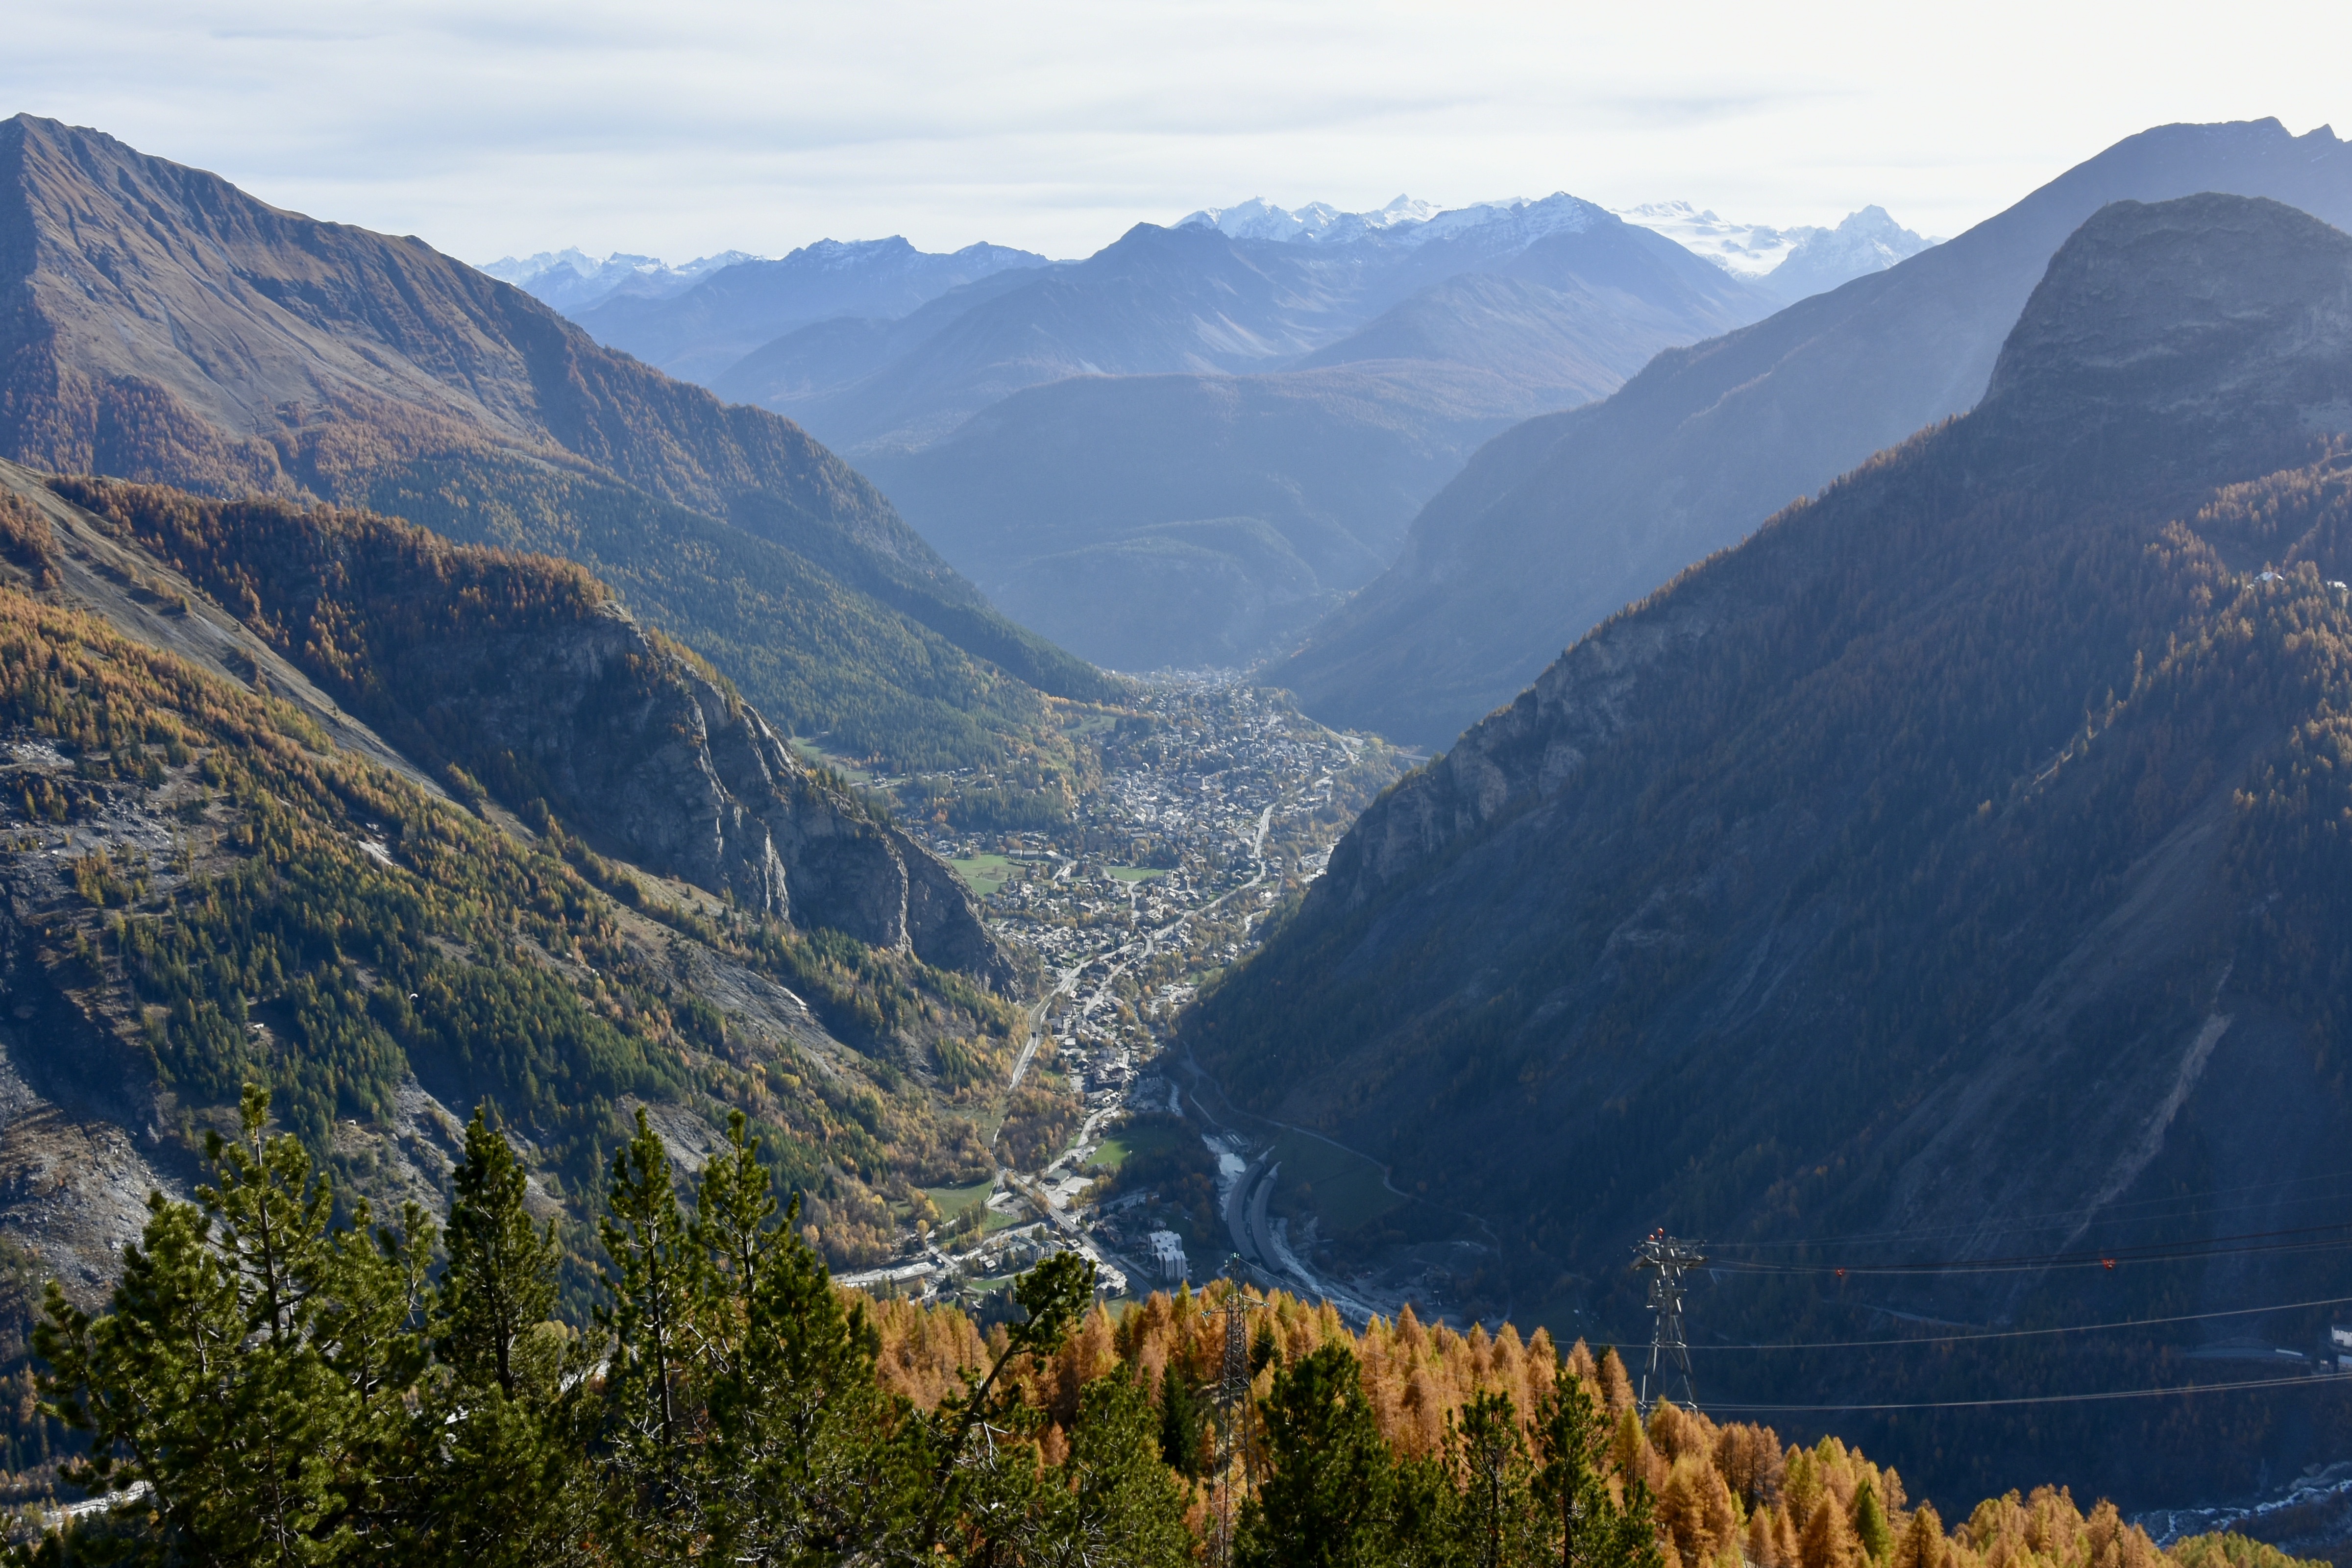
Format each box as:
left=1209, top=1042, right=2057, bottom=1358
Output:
left=557, top=195, right=1776, bottom=669
left=516, top=185, right=1935, bottom=672
left=1280, top=118, right=2352, bottom=748
left=1190, top=194, right=1939, bottom=304
left=0, top=114, right=1115, bottom=795
left=574, top=237, right=1053, bottom=385
left=1185, top=194, right=2352, bottom=1504
left=477, top=246, right=761, bottom=315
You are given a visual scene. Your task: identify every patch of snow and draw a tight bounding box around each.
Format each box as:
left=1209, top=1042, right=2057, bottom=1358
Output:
left=473, top=248, right=764, bottom=314
left=1177, top=194, right=1436, bottom=245
left=1612, top=200, right=1811, bottom=276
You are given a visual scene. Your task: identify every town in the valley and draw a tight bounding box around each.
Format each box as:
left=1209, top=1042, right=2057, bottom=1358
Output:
left=835, top=677, right=1470, bottom=1324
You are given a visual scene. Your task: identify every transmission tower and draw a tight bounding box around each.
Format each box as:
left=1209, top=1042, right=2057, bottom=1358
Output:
left=1633, top=1230, right=1707, bottom=1415
left=1202, top=1267, right=1268, bottom=1568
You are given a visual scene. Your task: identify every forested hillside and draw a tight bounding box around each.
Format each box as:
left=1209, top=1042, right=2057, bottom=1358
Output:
left=0, top=463, right=1077, bottom=1370
left=1181, top=195, right=2352, bottom=1493
left=7, top=1091, right=2327, bottom=1568
left=0, top=114, right=1116, bottom=791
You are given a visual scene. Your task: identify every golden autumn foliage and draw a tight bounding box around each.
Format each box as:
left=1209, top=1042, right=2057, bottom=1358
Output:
left=862, top=1279, right=2280, bottom=1568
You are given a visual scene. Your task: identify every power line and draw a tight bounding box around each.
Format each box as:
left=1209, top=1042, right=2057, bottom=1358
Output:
left=1697, top=1374, right=2343, bottom=1415
left=1713, top=1220, right=2352, bottom=1277
left=1715, top=1169, right=2352, bottom=1254
left=1687, top=1294, right=2352, bottom=1352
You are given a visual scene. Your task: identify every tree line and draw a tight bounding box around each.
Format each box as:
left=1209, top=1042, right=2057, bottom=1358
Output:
left=10, top=1083, right=2310, bottom=1568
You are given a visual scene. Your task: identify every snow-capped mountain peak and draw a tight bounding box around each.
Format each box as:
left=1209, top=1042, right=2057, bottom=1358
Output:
left=474, top=248, right=763, bottom=314
left=1176, top=195, right=1438, bottom=244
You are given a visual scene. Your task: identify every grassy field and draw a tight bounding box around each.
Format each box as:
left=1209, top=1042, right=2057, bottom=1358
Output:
left=923, top=1179, right=996, bottom=1220
left=1107, top=865, right=1169, bottom=882
left=1270, top=1127, right=1406, bottom=1235
left=947, top=854, right=1019, bottom=897
left=1085, top=1118, right=1198, bottom=1175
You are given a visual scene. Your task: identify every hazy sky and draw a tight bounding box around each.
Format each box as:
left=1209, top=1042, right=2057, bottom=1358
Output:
left=7, top=0, right=2346, bottom=265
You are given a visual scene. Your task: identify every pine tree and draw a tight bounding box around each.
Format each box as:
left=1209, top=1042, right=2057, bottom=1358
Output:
left=922, top=1250, right=1098, bottom=1561
left=696, top=1110, right=922, bottom=1566
left=1239, top=1341, right=1399, bottom=1568
left=1536, top=1373, right=1662, bottom=1568
left=1036, top=1371, right=1193, bottom=1568
left=437, top=1103, right=561, bottom=1399
left=33, top=1084, right=429, bottom=1566
left=1448, top=1390, right=1542, bottom=1568
left=412, top=1105, right=590, bottom=1568
left=1158, top=1364, right=1206, bottom=1477
left=595, top=1106, right=704, bottom=1554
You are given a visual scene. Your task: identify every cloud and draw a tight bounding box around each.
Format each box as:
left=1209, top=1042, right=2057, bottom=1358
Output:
left=6, top=0, right=2345, bottom=265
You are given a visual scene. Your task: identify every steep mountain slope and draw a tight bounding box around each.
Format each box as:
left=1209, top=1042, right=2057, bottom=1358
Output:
left=0, top=115, right=1114, bottom=776
left=1280, top=118, right=2352, bottom=748
left=824, top=209, right=1768, bottom=668
left=573, top=237, right=1052, bottom=384
left=0, top=462, right=1054, bottom=1310
left=1187, top=196, right=2352, bottom=1342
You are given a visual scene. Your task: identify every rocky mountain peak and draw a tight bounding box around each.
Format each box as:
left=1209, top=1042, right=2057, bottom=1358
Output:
left=1982, top=194, right=2352, bottom=445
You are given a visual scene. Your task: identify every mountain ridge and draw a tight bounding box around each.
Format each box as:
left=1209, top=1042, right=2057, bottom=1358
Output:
left=1187, top=194, right=2352, bottom=1371
left=0, top=114, right=1117, bottom=780
left=1276, top=118, right=2352, bottom=748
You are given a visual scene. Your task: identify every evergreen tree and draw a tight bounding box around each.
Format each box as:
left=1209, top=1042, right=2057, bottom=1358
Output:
left=1240, top=1341, right=1399, bottom=1568
left=1535, top=1373, right=1662, bottom=1568
left=1853, top=1477, right=1894, bottom=1566
left=33, top=1084, right=429, bottom=1566
left=1157, top=1365, right=1206, bottom=1478
left=695, top=1110, right=921, bottom=1566
left=411, top=1107, right=591, bottom=1568
left=595, top=1106, right=705, bottom=1555
left=1447, top=1390, right=1542, bottom=1568
left=1037, top=1372, right=1193, bottom=1568
left=436, top=1103, right=561, bottom=1399
left=922, top=1250, right=1098, bottom=1562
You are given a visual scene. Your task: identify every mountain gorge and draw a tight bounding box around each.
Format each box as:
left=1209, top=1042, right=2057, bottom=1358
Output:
left=0, top=113, right=1115, bottom=789
left=1278, top=118, right=2352, bottom=747
left=1186, top=187, right=2352, bottom=1440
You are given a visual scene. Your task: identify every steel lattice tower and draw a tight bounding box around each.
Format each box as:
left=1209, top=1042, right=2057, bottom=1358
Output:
left=1633, top=1230, right=1707, bottom=1414
left=1203, top=1270, right=1266, bottom=1568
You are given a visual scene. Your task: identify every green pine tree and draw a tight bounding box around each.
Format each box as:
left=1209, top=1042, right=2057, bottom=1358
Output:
left=436, top=1103, right=562, bottom=1400
left=1158, top=1364, right=1206, bottom=1478
left=595, top=1105, right=705, bottom=1555
left=1239, top=1341, right=1400, bottom=1568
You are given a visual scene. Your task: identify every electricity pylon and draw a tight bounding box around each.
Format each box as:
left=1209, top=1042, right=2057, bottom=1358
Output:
left=1202, top=1266, right=1268, bottom=1568
left=1633, top=1230, right=1707, bottom=1414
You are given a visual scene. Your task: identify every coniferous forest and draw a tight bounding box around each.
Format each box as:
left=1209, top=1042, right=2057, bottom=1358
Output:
left=4, top=1087, right=2322, bottom=1568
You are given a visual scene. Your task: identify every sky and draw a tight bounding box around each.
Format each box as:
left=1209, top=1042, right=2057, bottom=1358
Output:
left=5, top=0, right=2347, bottom=267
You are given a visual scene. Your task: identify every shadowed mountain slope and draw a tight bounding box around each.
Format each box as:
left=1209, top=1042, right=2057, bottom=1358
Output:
left=0, top=114, right=1115, bottom=776
left=1278, top=118, right=2352, bottom=748
left=1187, top=196, right=2352, bottom=1357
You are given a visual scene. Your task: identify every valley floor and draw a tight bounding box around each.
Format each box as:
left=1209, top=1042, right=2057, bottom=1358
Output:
left=836, top=678, right=1445, bottom=1319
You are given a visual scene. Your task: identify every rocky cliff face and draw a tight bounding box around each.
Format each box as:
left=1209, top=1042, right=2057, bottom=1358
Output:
left=39, top=471, right=1011, bottom=987
left=1188, top=196, right=2352, bottom=1366
left=388, top=600, right=1008, bottom=982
